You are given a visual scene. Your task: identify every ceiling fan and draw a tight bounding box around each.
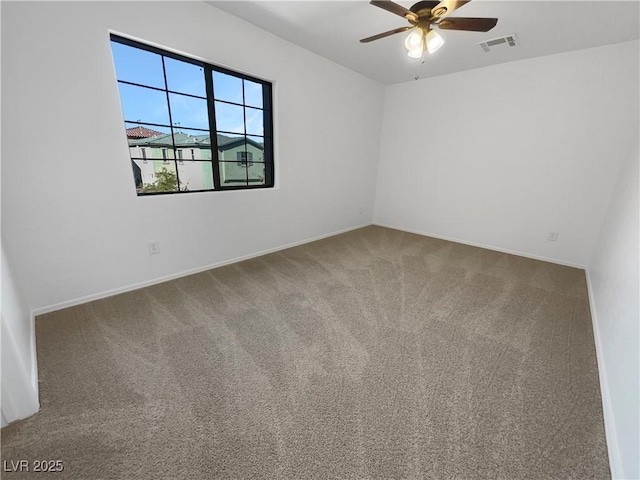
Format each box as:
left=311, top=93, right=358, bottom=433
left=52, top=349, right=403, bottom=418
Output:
left=360, top=0, right=498, bottom=58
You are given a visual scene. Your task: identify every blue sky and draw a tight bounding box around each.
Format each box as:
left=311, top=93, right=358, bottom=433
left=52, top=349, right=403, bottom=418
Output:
left=111, top=41, right=264, bottom=136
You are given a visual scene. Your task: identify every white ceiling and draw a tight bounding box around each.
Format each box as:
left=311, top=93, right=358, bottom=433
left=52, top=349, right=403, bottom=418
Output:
left=209, top=0, right=639, bottom=85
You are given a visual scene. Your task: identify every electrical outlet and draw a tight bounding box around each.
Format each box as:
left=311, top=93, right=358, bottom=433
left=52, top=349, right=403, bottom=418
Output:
left=359, top=206, right=364, bottom=215
left=147, top=241, right=160, bottom=255
left=547, top=231, right=559, bottom=242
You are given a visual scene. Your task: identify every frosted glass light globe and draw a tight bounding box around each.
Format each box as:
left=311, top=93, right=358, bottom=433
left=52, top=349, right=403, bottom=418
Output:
left=404, top=29, right=423, bottom=51
left=426, top=30, right=444, bottom=53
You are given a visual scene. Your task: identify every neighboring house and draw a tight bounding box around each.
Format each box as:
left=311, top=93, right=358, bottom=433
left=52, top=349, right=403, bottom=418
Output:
left=127, top=131, right=265, bottom=191
left=126, top=126, right=166, bottom=188
left=126, top=126, right=164, bottom=140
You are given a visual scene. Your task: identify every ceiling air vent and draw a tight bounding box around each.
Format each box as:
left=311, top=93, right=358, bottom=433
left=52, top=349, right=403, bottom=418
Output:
left=478, top=34, right=518, bottom=52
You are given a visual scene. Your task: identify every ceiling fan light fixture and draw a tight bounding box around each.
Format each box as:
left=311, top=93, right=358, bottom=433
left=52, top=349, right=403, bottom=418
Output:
left=426, top=29, right=444, bottom=53
left=404, top=28, right=424, bottom=51
left=407, top=46, right=423, bottom=58
left=405, top=27, right=426, bottom=58
left=360, top=0, right=497, bottom=62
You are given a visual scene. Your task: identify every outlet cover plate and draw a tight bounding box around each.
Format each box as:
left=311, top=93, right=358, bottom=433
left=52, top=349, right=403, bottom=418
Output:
left=148, top=241, right=160, bottom=255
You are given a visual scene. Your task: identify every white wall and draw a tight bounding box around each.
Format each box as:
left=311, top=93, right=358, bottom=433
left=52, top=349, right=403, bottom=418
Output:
left=587, top=137, right=639, bottom=480
left=1, top=244, right=39, bottom=426
left=1, top=1, right=384, bottom=313
left=374, top=40, right=639, bottom=267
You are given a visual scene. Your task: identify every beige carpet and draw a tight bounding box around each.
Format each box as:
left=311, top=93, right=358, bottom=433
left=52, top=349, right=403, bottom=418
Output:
left=1, top=226, right=609, bottom=479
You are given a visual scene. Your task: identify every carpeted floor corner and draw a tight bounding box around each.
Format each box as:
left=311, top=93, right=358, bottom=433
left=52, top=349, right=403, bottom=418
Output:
left=1, top=226, right=609, bottom=479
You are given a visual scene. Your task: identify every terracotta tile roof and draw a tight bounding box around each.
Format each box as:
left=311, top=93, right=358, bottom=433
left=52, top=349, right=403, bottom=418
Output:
left=126, top=126, right=164, bottom=139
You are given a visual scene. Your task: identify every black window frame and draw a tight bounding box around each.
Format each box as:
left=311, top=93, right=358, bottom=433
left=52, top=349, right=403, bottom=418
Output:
left=110, top=34, right=274, bottom=196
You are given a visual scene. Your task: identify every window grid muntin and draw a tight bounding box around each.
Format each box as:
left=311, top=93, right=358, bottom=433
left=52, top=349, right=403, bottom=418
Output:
left=117, top=79, right=208, bottom=101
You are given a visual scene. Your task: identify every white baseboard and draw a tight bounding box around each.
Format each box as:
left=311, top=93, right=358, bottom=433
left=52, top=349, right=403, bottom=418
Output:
left=585, top=269, right=624, bottom=479
left=373, top=222, right=587, bottom=269
left=32, top=223, right=373, bottom=317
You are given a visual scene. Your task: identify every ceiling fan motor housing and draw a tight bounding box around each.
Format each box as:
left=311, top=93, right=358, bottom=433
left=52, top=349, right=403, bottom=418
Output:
left=410, top=1, right=442, bottom=18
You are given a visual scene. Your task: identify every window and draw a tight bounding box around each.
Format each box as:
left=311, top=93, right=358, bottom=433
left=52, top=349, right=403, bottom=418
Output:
left=110, top=34, right=274, bottom=195
left=237, top=151, right=253, bottom=166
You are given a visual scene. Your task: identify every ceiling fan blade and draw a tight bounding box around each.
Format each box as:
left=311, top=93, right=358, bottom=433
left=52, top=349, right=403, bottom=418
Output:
left=370, top=1, right=419, bottom=22
left=436, top=17, right=498, bottom=32
left=430, top=0, right=470, bottom=19
left=360, top=26, right=413, bottom=43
